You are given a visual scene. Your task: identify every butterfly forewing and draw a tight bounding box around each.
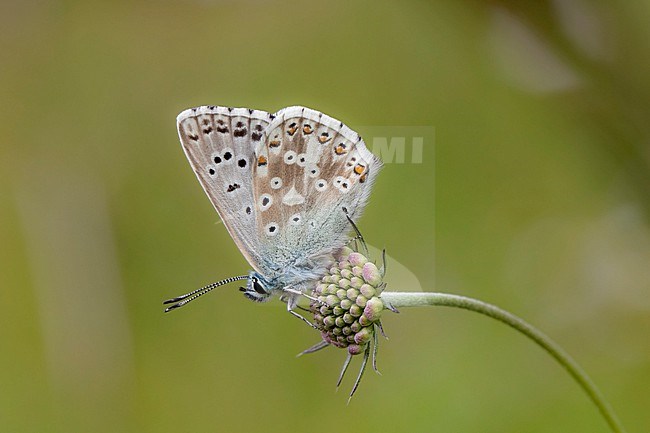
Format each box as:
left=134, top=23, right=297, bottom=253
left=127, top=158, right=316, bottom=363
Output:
left=177, top=106, right=274, bottom=274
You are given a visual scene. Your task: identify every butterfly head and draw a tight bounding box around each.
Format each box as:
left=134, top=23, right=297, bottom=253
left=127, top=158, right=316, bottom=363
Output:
left=239, top=272, right=273, bottom=303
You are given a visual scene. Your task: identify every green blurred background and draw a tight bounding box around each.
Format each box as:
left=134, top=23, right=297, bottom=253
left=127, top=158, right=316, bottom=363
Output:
left=1, top=1, right=648, bottom=432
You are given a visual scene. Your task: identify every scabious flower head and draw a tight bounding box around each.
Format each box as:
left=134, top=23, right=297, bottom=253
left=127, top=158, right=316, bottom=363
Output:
left=310, top=246, right=385, bottom=356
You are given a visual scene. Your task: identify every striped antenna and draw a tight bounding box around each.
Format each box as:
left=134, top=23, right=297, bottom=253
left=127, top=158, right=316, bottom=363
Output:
left=163, top=275, right=249, bottom=312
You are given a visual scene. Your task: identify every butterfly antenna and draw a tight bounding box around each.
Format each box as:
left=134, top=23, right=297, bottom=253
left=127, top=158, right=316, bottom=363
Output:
left=163, top=275, right=248, bottom=312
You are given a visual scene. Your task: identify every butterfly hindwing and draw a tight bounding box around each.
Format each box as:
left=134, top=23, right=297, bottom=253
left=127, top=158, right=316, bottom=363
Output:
left=252, top=106, right=383, bottom=268
left=177, top=106, right=274, bottom=274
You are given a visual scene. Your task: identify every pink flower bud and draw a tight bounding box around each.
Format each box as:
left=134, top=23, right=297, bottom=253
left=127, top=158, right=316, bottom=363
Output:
left=362, top=262, right=382, bottom=286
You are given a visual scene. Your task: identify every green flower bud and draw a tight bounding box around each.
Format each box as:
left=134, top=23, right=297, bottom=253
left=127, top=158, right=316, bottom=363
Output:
left=323, top=316, right=336, bottom=329
left=325, top=295, right=339, bottom=307
left=347, top=288, right=359, bottom=301
left=350, top=277, right=364, bottom=289
left=359, top=284, right=376, bottom=298
left=354, top=327, right=372, bottom=345
left=355, top=295, right=368, bottom=308
left=333, top=306, right=345, bottom=316
left=363, top=297, right=384, bottom=322
left=343, top=313, right=354, bottom=324
left=340, top=299, right=352, bottom=310
left=349, top=304, right=363, bottom=317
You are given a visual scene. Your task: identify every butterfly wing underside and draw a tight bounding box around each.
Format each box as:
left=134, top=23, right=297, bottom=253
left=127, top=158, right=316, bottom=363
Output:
left=177, top=106, right=274, bottom=274
left=252, top=106, right=383, bottom=269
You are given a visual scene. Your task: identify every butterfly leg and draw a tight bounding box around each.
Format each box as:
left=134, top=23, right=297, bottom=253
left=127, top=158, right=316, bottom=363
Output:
left=283, top=286, right=326, bottom=306
left=285, top=296, right=319, bottom=330
left=343, top=210, right=369, bottom=256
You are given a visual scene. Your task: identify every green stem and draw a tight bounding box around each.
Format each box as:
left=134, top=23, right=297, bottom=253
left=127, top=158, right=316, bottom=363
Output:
left=380, top=291, right=626, bottom=433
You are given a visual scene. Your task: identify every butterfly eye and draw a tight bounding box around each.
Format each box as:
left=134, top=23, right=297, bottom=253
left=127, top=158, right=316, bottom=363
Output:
left=252, top=278, right=266, bottom=294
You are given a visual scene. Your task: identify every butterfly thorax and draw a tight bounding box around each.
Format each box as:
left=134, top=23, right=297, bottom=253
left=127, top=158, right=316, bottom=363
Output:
left=242, top=249, right=337, bottom=303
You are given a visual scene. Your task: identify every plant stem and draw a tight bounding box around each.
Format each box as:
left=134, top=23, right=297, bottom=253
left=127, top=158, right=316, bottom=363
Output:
left=380, top=291, right=626, bottom=433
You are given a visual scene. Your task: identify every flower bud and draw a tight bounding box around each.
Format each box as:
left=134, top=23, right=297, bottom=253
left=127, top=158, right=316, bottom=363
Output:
left=362, top=262, right=382, bottom=286
left=359, top=284, right=376, bottom=298
left=354, top=327, right=372, bottom=345
left=363, top=297, right=384, bottom=322
left=349, top=304, right=363, bottom=317
left=350, top=277, right=364, bottom=289
left=347, top=344, right=363, bottom=356
left=325, top=295, right=339, bottom=307
left=323, top=316, right=336, bottom=329
left=348, top=252, right=368, bottom=267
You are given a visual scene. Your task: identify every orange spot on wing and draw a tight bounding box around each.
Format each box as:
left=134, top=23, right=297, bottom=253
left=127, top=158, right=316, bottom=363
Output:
left=257, top=155, right=268, bottom=166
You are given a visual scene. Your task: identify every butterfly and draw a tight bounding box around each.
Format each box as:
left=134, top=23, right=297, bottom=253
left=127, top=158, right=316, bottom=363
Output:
left=164, top=105, right=382, bottom=323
